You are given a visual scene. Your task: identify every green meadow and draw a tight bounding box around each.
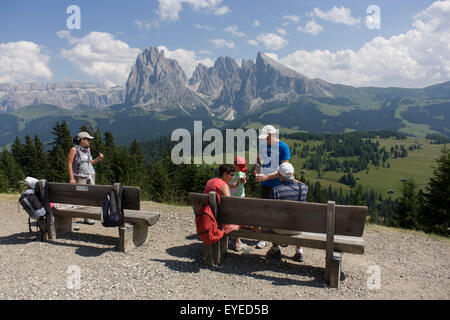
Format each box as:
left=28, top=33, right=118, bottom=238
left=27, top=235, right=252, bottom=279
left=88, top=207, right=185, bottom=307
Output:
left=285, top=136, right=445, bottom=199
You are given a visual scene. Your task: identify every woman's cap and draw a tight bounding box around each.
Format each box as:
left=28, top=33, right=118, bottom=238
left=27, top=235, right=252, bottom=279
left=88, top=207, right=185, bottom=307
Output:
left=77, top=132, right=94, bottom=140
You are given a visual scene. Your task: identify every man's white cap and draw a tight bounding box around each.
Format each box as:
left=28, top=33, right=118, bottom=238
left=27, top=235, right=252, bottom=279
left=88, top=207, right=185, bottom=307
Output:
left=278, top=162, right=295, bottom=178
left=258, top=125, right=277, bottom=139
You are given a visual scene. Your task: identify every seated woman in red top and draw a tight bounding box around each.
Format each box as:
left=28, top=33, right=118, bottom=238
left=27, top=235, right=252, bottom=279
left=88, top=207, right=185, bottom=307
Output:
left=204, top=164, right=249, bottom=252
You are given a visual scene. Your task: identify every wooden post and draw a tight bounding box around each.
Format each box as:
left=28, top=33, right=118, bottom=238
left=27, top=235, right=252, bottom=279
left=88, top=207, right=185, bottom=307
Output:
left=329, top=253, right=342, bottom=288
left=325, top=201, right=336, bottom=284
left=54, top=215, right=73, bottom=237
left=203, top=191, right=222, bottom=266
left=220, top=234, right=229, bottom=259
left=38, top=180, right=55, bottom=240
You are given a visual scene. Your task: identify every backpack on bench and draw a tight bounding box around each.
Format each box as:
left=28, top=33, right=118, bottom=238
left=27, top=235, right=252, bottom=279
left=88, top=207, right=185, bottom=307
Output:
left=18, top=178, right=48, bottom=234
left=101, top=183, right=125, bottom=228
left=195, top=194, right=224, bottom=245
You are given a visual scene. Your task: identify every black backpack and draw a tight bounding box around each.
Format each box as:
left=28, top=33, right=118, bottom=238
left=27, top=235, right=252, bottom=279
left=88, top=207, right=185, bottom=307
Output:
left=18, top=181, right=51, bottom=234
left=19, top=189, right=46, bottom=220
left=101, top=183, right=125, bottom=227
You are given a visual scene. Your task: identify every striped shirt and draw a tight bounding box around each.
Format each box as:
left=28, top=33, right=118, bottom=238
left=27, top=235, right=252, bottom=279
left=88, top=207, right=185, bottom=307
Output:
left=269, top=181, right=308, bottom=202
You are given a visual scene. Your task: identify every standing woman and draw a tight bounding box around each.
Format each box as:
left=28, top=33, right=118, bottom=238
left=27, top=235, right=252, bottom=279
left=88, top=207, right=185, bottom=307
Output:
left=67, top=132, right=104, bottom=228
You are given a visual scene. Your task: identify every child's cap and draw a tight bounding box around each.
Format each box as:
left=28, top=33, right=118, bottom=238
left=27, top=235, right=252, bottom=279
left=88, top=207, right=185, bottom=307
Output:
left=234, top=156, right=247, bottom=173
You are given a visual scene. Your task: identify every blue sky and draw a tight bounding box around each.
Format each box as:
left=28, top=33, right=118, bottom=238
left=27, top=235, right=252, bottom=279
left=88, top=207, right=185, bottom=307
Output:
left=0, top=0, right=448, bottom=88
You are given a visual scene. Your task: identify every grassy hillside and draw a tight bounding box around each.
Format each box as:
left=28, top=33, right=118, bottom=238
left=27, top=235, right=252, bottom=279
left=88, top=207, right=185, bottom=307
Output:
left=284, top=136, right=444, bottom=199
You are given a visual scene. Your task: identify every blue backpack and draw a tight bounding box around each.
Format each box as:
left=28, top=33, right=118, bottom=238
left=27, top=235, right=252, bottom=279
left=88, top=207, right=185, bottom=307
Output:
left=101, top=183, right=125, bottom=227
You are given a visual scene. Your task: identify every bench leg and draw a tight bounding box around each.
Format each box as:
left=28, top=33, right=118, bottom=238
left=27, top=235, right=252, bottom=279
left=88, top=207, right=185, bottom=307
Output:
left=204, top=241, right=222, bottom=267
left=220, top=235, right=228, bottom=258
left=118, top=224, right=149, bottom=253
left=54, top=216, right=73, bottom=237
left=328, top=253, right=342, bottom=289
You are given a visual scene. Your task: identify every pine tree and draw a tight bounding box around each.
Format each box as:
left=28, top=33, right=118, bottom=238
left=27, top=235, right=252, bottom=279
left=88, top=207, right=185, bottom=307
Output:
left=392, top=177, right=419, bottom=230
left=348, top=184, right=363, bottom=205
left=418, top=148, right=450, bottom=235
left=0, top=149, right=24, bottom=191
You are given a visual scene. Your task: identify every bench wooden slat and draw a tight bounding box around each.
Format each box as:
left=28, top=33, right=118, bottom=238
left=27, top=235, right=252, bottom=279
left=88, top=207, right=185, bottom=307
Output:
left=47, top=182, right=141, bottom=210
left=52, top=206, right=160, bottom=226
left=190, top=193, right=367, bottom=237
left=230, top=229, right=364, bottom=255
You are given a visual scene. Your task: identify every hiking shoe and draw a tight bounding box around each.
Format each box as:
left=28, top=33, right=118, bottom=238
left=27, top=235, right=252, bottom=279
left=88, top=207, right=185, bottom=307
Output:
left=73, top=221, right=80, bottom=231
left=256, top=240, right=266, bottom=249
left=293, top=252, right=304, bottom=262
left=84, top=218, right=95, bottom=225
left=265, top=247, right=282, bottom=260
left=235, top=243, right=251, bottom=252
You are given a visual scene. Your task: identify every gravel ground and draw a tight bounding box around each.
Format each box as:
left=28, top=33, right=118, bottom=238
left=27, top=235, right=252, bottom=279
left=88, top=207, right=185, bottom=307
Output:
left=0, top=195, right=449, bottom=300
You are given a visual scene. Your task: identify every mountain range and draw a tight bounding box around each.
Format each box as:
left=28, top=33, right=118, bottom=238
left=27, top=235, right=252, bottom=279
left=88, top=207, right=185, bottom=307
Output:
left=0, top=46, right=449, bottom=146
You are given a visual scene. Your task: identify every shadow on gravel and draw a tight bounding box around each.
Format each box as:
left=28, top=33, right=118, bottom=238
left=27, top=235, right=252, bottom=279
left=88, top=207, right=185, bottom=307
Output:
left=45, top=232, right=117, bottom=257
left=152, top=242, right=328, bottom=288
left=0, top=230, right=116, bottom=257
left=0, top=231, right=41, bottom=245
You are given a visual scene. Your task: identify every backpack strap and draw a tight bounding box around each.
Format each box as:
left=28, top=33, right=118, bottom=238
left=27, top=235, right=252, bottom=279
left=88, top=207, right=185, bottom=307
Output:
left=113, top=183, right=125, bottom=227
left=208, top=191, right=222, bottom=230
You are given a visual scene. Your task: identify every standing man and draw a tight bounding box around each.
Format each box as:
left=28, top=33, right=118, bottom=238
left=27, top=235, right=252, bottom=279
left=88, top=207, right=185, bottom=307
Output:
left=253, top=124, right=291, bottom=249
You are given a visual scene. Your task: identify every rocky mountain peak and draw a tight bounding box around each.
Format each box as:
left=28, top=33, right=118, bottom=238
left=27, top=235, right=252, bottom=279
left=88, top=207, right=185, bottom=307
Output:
left=125, top=46, right=199, bottom=112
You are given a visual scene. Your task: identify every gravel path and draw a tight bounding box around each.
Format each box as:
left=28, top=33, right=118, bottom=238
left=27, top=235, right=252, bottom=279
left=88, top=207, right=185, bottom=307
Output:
left=0, top=196, right=449, bottom=300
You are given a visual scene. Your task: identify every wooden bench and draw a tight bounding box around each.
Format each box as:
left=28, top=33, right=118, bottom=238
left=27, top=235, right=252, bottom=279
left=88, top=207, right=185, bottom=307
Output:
left=36, top=180, right=160, bottom=252
left=190, top=191, right=367, bottom=288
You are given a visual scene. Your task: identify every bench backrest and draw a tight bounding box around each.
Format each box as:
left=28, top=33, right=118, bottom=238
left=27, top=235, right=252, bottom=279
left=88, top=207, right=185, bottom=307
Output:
left=189, top=193, right=367, bottom=237
left=46, top=182, right=141, bottom=210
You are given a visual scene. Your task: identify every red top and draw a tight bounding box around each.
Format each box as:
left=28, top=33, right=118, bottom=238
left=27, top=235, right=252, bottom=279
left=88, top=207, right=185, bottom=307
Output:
left=204, top=177, right=240, bottom=234
left=204, top=178, right=227, bottom=198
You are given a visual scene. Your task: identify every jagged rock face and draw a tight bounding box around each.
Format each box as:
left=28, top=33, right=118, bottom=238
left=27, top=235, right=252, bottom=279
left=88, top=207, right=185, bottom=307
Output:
left=0, top=82, right=124, bottom=112
left=187, top=52, right=333, bottom=116
left=125, top=47, right=199, bottom=113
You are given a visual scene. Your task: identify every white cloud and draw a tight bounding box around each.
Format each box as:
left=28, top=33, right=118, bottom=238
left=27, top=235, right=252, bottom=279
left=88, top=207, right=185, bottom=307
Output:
left=59, top=31, right=141, bottom=87
left=276, top=28, right=287, bottom=36
left=157, top=0, right=231, bottom=22
left=0, top=41, right=52, bottom=83
left=297, top=20, right=324, bottom=35
left=282, top=15, right=300, bottom=23
left=134, top=19, right=160, bottom=31
left=253, top=20, right=260, bottom=27
left=313, top=6, right=360, bottom=26
left=157, top=45, right=214, bottom=77
left=247, top=39, right=259, bottom=46
left=280, top=1, right=450, bottom=88
left=265, top=53, right=279, bottom=61
left=224, top=25, right=246, bottom=38
left=194, top=24, right=215, bottom=31
left=213, top=5, right=231, bottom=15
left=209, top=38, right=235, bottom=49
left=255, top=33, right=288, bottom=50
left=198, top=49, right=212, bottom=55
